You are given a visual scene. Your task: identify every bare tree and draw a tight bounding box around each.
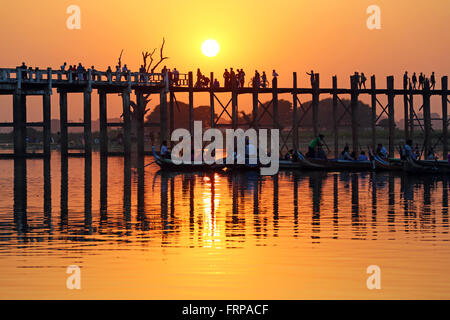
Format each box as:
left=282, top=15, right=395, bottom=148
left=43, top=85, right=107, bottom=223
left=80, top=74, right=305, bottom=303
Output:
left=119, top=38, right=169, bottom=121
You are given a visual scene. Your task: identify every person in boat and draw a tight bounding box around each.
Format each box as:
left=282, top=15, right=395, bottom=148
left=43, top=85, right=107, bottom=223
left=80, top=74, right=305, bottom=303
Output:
left=357, top=151, right=369, bottom=161
left=287, top=149, right=300, bottom=162
left=403, top=139, right=417, bottom=160
left=427, top=148, right=437, bottom=160
left=307, top=134, right=325, bottom=158
left=339, top=145, right=354, bottom=160
left=414, top=144, right=421, bottom=160
left=245, top=139, right=258, bottom=164
left=376, top=143, right=388, bottom=159
left=160, top=140, right=171, bottom=159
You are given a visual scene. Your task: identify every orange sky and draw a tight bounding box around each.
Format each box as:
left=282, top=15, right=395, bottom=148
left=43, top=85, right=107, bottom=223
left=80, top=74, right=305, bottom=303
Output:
left=0, top=0, right=449, bottom=122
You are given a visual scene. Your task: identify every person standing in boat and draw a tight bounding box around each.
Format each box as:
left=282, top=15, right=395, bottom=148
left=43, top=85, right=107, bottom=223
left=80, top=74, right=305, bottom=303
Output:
left=160, top=140, right=171, bottom=159
left=307, top=134, right=325, bottom=158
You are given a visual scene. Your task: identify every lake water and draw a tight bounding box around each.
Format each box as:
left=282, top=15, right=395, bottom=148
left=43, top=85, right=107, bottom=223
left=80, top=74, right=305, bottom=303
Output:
left=0, top=152, right=449, bottom=299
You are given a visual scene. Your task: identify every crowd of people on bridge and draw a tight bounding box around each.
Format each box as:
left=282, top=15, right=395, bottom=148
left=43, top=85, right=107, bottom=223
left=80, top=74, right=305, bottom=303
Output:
left=403, top=71, right=436, bottom=90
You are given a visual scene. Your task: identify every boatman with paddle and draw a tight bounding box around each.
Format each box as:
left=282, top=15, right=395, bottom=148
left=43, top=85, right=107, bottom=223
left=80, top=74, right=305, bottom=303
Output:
left=307, top=134, right=325, bottom=159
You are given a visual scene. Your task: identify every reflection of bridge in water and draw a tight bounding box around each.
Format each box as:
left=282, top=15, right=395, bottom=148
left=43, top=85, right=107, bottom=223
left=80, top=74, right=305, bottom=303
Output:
left=12, top=156, right=449, bottom=246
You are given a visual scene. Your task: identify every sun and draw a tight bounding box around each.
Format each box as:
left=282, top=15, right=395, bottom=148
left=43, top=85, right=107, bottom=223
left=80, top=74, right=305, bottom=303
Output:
left=201, top=39, right=220, bottom=57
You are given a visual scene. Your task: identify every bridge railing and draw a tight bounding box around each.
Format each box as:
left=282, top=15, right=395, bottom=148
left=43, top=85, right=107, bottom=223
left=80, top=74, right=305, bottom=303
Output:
left=0, top=67, right=190, bottom=88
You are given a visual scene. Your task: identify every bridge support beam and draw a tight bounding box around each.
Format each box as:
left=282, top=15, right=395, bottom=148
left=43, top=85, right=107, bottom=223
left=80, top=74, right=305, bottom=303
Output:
left=232, top=85, right=238, bottom=130
left=312, top=74, right=320, bottom=137
left=252, top=90, right=258, bottom=130
left=210, top=72, right=215, bottom=128
left=99, top=91, right=108, bottom=156
left=272, top=77, right=278, bottom=130
left=351, top=75, right=359, bottom=154
left=160, top=89, right=168, bottom=145
left=332, top=76, right=338, bottom=158
left=442, top=76, right=448, bottom=159
left=121, top=90, right=131, bottom=156
left=136, top=92, right=145, bottom=156
left=13, top=94, right=26, bottom=158
left=43, top=93, right=51, bottom=158
left=84, top=90, right=92, bottom=156
left=409, top=85, right=414, bottom=139
left=423, top=81, right=432, bottom=156
left=59, top=91, right=68, bottom=157
left=403, top=77, right=409, bottom=141
left=292, top=72, right=298, bottom=151
left=371, top=76, right=377, bottom=151
left=387, top=76, right=395, bottom=157
left=188, top=72, right=194, bottom=138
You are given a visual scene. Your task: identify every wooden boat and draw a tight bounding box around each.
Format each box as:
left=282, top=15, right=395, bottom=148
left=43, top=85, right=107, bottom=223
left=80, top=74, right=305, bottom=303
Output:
left=373, top=155, right=403, bottom=171
left=295, top=151, right=375, bottom=171
left=152, top=146, right=226, bottom=171
left=404, top=156, right=450, bottom=174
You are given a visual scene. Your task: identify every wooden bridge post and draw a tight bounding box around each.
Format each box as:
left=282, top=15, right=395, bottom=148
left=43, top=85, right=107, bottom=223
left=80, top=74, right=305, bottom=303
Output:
left=188, top=72, right=194, bottom=137
left=409, top=83, right=414, bottom=139
left=351, top=75, right=359, bottom=154
left=272, top=77, right=278, bottom=129
left=387, top=76, right=395, bottom=157
left=423, top=80, right=432, bottom=155
left=160, top=89, right=168, bottom=144
left=13, top=94, right=26, bottom=158
left=332, top=76, right=338, bottom=158
left=403, top=77, right=409, bottom=141
left=312, top=74, right=320, bottom=137
left=442, top=76, right=448, bottom=158
left=83, top=90, right=92, bottom=156
left=59, top=91, right=68, bottom=157
left=370, top=76, right=377, bottom=151
left=169, top=91, right=174, bottom=146
left=292, top=72, right=298, bottom=151
left=43, top=93, right=51, bottom=158
left=136, top=91, right=145, bottom=156
left=99, top=91, right=108, bottom=156
left=232, top=81, right=238, bottom=130
left=252, top=86, right=258, bottom=129
left=210, top=72, right=215, bottom=128
left=121, top=89, right=131, bottom=156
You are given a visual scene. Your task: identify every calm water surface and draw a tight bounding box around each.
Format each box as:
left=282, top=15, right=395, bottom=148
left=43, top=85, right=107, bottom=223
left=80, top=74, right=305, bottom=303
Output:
left=0, top=152, right=449, bottom=299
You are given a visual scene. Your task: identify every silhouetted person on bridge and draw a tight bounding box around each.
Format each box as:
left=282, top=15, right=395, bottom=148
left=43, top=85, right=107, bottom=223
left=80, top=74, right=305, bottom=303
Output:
left=412, top=72, right=417, bottom=89
left=253, top=70, right=261, bottom=88
left=360, top=73, right=367, bottom=89
left=223, top=69, right=230, bottom=88
left=230, top=68, right=236, bottom=88
left=261, top=72, right=267, bottom=88
left=19, top=62, right=28, bottom=80
left=419, top=72, right=424, bottom=89
left=272, top=69, right=279, bottom=80
left=403, top=71, right=409, bottom=89
left=173, top=68, right=179, bottom=86
left=307, top=70, right=315, bottom=87
left=430, top=72, right=436, bottom=90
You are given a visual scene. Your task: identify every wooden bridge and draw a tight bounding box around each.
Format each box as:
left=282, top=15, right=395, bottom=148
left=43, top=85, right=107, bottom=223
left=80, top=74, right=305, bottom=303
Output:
left=0, top=67, right=448, bottom=160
